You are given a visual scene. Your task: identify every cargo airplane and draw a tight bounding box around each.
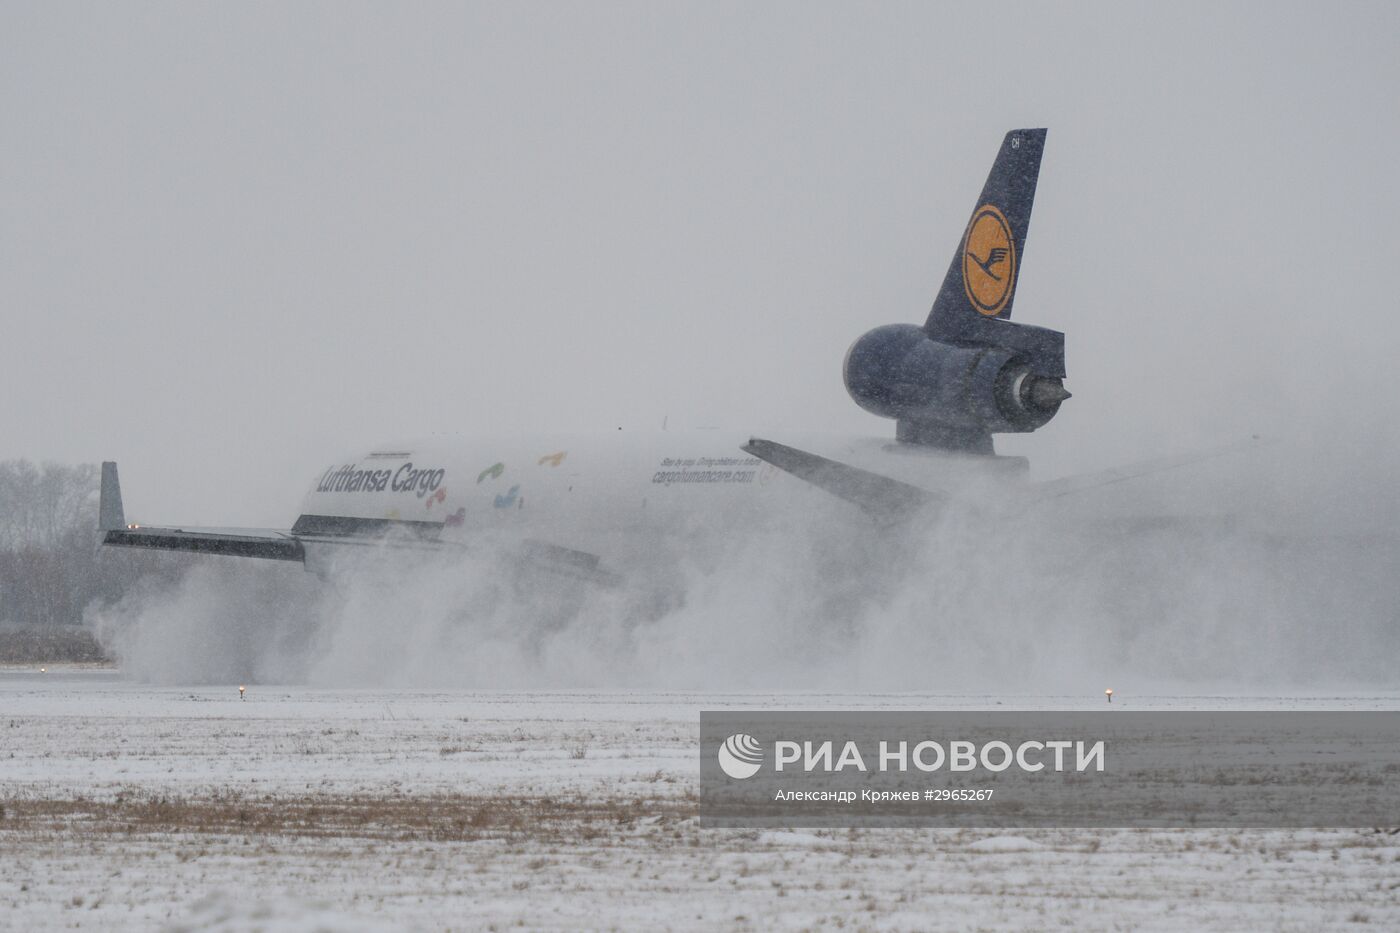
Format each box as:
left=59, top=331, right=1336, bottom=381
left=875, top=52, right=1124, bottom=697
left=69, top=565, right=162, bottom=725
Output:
left=99, top=129, right=1227, bottom=584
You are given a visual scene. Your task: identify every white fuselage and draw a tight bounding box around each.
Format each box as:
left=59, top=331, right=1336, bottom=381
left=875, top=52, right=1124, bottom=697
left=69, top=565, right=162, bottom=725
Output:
left=298, top=433, right=790, bottom=567
left=295, top=432, right=1034, bottom=574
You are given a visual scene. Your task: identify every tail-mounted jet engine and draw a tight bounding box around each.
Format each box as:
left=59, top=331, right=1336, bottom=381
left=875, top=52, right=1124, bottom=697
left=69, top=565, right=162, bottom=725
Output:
left=844, top=323, right=1068, bottom=453
left=842, top=128, right=1068, bottom=456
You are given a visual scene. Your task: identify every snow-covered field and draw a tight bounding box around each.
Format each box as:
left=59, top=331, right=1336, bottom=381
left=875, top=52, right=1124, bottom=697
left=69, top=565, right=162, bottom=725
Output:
left=3, top=670, right=1399, bottom=931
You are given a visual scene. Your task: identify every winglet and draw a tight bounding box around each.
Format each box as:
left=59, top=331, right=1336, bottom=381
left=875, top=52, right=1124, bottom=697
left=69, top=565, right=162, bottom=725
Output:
left=99, top=461, right=126, bottom=532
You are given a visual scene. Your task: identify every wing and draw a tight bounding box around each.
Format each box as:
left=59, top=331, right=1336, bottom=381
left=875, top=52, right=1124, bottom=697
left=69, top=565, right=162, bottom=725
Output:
left=99, top=463, right=301, bottom=560
left=104, top=524, right=305, bottom=561
left=100, top=462, right=618, bottom=586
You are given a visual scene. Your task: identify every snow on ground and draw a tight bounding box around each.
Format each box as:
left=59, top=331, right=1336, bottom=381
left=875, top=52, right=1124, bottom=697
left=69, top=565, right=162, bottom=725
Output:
left=3, top=670, right=1400, bottom=931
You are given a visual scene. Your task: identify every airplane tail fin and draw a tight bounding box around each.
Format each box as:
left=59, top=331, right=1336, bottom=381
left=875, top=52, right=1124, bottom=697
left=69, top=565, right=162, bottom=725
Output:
left=924, top=128, right=1046, bottom=338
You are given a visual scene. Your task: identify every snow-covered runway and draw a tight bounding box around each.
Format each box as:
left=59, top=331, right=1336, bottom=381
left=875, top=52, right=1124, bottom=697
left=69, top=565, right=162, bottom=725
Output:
left=3, top=671, right=1398, bottom=930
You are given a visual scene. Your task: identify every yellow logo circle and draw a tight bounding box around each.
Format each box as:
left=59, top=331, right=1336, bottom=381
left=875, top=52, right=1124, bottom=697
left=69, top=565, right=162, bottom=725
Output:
left=962, top=205, right=1016, bottom=316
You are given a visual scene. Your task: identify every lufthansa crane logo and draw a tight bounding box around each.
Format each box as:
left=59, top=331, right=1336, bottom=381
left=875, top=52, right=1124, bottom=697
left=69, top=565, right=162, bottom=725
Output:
left=962, top=204, right=1016, bottom=316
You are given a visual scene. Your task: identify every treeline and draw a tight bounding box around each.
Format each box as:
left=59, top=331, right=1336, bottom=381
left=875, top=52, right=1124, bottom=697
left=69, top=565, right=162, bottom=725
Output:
left=0, top=460, right=186, bottom=627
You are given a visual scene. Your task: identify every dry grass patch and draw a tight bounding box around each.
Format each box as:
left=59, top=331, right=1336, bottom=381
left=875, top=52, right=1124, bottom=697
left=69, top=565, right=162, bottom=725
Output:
left=0, top=791, right=698, bottom=844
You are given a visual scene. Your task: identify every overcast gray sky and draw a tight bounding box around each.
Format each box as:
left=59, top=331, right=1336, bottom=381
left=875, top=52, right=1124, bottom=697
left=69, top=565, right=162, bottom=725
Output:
left=3, top=1, right=1398, bottom=525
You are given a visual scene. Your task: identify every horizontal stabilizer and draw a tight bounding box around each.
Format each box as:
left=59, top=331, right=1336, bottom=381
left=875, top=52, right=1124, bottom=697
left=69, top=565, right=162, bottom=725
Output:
left=742, top=438, right=944, bottom=523
left=1027, top=437, right=1271, bottom=504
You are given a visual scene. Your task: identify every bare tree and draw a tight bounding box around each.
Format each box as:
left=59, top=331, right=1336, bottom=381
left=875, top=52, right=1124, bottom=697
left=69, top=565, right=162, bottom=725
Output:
left=0, top=460, right=185, bottom=628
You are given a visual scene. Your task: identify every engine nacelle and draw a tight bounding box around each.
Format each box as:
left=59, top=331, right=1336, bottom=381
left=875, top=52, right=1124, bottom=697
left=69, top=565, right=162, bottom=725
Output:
left=843, top=324, right=1068, bottom=452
